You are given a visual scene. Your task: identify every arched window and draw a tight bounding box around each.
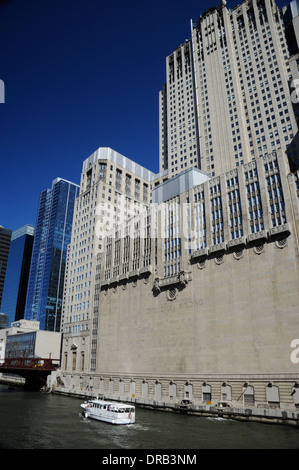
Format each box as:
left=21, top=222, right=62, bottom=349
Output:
left=169, top=382, right=177, bottom=400
left=266, top=383, right=279, bottom=408
left=243, top=384, right=254, bottom=407
left=202, top=382, right=211, bottom=403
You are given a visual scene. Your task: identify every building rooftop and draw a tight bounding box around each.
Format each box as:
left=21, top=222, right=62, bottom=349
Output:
left=11, top=224, right=35, bottom=241
left=51, top=177, right=80, bottom=188
left=82, top=147, right=157, bottom=182
left=151, top=167, right=211, bottom=204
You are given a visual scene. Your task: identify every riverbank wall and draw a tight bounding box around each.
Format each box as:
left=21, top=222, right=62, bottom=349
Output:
left=1, top=372, right=298, bottom=426
left=50, top=383, right=299, bottom=428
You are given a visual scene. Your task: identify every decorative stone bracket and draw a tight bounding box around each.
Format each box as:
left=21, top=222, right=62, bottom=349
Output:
left=191, top=224, right=291, bottom=263
left=268, top=223, right=291, bottom=240
left=100, top=265, right=152, bottom=290
left=153, top=270, right=192, bottom=294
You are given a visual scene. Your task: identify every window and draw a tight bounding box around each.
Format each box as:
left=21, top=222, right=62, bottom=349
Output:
left=72, top=351, right=77, bottom=371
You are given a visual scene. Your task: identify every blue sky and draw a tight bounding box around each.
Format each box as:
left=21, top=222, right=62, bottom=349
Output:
left=0, top=0, right=286, bottom=231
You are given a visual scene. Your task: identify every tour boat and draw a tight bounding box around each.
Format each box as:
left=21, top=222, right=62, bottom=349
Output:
left=81, top=398, right=135, bottom=425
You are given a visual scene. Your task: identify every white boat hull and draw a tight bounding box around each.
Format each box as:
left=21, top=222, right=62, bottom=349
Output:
left=81, top=399, right=135, bottom=425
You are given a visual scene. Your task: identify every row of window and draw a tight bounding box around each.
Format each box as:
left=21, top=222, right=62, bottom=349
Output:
left=101, top=153, right=286, bottom=279
left=59, top=374, right=299, bottom=408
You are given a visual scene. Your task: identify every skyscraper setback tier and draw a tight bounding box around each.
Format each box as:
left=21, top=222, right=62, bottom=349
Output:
left=159, top=0, right=299, bottom=178
left=59, top=147, right=160, bottom=342
left=24, top=178, right=79, bottom=332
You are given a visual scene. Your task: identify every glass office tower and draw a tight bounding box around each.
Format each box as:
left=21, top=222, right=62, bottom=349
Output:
left=24, top=178, right=79, bottom=331
left=1, top=225, right=35, bottom=326
left=0, top=226, right=12, bottom=308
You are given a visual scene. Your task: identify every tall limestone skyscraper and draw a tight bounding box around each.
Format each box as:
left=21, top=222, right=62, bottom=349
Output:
left=159, top=0, right=299, bottom=178
left=56, top=0, right=299, bottom=415
left=59, top=147, right=158, bottom=371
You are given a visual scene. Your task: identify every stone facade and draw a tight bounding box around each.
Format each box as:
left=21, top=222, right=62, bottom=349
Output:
left=57, top=148, right=299, bottom=413
left=60, top=147, right=159, bottom=373
left=160, top=0, right=299, bottom=178
left=56, top=0, right=299, bottom=419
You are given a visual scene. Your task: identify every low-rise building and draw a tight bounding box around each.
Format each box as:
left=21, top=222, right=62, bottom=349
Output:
left=0, top=319, right=61, bottom=365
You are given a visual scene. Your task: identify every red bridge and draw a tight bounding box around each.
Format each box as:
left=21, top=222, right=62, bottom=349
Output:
left=0, top=357, right=60, bottom=391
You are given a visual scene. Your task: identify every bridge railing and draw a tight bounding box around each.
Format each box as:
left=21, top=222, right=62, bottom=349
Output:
left=0, top=357, right=60, bottom=370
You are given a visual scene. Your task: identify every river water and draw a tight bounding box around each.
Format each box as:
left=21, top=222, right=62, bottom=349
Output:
left=0, top=384, right=298, bottom=450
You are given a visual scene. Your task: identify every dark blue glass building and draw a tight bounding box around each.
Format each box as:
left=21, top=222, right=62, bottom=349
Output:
left=0, top=226, right=12, bottom=308
left=1, top=225, right=34, bottom=326
left=24, top=178, right=79, bottom=331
